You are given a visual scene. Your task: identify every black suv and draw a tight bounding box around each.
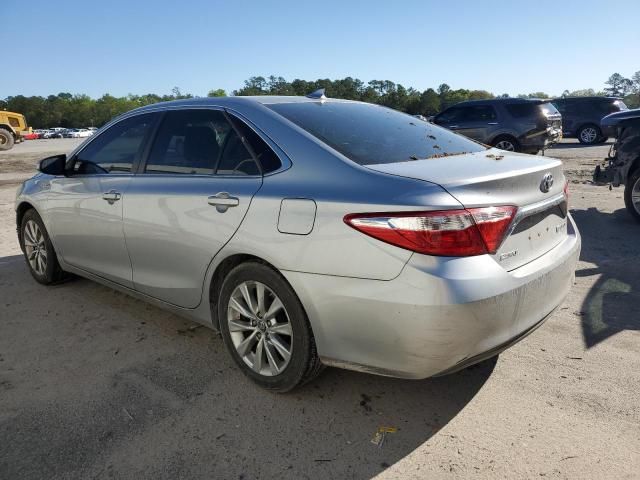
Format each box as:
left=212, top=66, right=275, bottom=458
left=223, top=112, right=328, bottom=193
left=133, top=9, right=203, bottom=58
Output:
left=433, top=98, right=562, bottom=154
left=551, top=96, right=627, bottom=145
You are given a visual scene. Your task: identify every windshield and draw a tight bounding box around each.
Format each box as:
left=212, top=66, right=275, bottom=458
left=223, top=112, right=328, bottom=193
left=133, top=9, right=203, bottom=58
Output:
left=268, top=101, right=485, bottom=165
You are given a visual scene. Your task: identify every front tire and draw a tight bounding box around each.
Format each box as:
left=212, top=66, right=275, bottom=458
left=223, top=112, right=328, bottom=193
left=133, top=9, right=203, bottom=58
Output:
left=20, top=209, right=66, bottom=284
left=577, top=124, right=601, bottom=145
left=218, top=262, right=323, bottom=392
left=624, top=168, right=640, bottom=223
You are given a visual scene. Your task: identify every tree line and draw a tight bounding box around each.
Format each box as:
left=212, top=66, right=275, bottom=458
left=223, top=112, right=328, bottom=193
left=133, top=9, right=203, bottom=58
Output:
left=2, top=72, right=638, bottom=129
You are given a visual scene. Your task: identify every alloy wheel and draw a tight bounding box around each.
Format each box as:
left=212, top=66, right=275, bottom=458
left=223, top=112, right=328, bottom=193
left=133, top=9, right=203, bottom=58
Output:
left=633, top=176, right=640, bottom=216
left=580, top=127, right=598, bottom=144
left=495, top=140, right=515, bottom=151
left=226, top=281, right=293, bottom=376
left=23, top=220, right=47, bottom=276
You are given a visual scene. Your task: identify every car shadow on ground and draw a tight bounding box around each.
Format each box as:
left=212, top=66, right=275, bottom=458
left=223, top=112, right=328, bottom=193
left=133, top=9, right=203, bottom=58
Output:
left=0, top=254, right=495, bottom=480
left=571, top=207, right=640, bottom=348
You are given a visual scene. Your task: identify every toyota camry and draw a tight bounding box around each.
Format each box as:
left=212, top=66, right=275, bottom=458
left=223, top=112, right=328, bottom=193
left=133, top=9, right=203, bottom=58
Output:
left=15, top=92, right=580, bottom=391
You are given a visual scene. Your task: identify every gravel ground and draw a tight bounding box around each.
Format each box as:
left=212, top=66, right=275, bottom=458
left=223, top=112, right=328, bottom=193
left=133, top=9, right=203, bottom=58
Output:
left=0, top=139, right=638, bottom=479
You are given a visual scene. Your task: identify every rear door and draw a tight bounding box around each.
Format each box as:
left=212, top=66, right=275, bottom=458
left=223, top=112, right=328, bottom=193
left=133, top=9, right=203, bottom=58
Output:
left=123, top=109, right=264, bottom=308
left=47, top=113, right=158, bottom=287
left=446, top=105, right=498, bottom=142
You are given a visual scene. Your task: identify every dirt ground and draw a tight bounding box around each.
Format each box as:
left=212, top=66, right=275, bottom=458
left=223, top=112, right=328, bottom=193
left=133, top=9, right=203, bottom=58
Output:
left=0, top=139, right=638, bottom=479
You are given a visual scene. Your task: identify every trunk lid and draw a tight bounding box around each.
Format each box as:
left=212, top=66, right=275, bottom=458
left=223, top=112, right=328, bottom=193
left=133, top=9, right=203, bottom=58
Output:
left=366, top=150, right=568, bottom=270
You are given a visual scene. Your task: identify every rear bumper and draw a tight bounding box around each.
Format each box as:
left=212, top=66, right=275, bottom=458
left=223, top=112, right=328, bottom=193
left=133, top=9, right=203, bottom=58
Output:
left=283, top=213, right=581, bottom=379
left=520, top=128, right=562, bottom=152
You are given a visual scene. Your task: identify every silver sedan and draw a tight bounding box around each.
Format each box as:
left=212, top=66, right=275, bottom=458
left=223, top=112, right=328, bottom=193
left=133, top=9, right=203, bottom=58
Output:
left=15, top=93, right=580, bottom=391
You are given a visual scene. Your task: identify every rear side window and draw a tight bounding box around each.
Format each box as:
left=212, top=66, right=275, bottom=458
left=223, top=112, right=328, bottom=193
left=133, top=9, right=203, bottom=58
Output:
left=505, top=103, right=539, bottom=118
left=145, top=109, right=260, bottom=176
left=458, top=105, right=497, bottom=122
left=269, top=102, right=484, bottom=165
left=74, top=113, right=155, bottom=174
left=227, top=114, right=282, bottom=174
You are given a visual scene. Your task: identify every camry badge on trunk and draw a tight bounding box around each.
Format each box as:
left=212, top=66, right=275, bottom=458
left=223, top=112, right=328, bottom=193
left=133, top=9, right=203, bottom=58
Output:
left=540, top=173, right=554, bottom=193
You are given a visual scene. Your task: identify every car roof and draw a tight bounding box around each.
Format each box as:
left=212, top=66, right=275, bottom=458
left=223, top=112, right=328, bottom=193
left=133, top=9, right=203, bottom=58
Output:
left=553, top=96, right=622, bottom=101
left=453, top=98, right=547, bottom=107
left=129, top=95, right=356, bottom=115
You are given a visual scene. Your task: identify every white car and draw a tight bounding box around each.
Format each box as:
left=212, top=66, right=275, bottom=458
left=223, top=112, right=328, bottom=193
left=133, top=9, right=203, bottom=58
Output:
left=70, top=128, right=94, bottom=138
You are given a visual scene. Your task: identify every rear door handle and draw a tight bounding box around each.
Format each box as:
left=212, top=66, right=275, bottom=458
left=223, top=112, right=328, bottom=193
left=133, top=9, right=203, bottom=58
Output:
left=208, top=192, right=239, bottom=212
left=487, top=122, right=499, bottom=125
left=102, top=190, right=121, bottom=204
left=449, top=125, right=459, bottom=129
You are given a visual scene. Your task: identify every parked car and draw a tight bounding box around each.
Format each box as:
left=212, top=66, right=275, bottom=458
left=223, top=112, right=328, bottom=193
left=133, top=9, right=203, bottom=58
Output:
left=70, top=128, right=93, bottom=138
left=432, top=98, right=562, bottom=154
left=47, top=131, right=64, bottom=139
left=22, top=132, right=39, bottom=140
left=62, top=129, right=77, bottom=138
left=16, top=94, right=580, bottom=391
left=40, top=130, right=58, bottom=139
left=551, top=96, right=628, bottom=145
left=593, top=108, right=640, bottom=222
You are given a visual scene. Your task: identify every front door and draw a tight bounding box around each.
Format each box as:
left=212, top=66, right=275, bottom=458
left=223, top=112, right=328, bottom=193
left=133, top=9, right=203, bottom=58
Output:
left=123, top=109, right=263, bottom=308
left=47, top=113, right=158, bottom=287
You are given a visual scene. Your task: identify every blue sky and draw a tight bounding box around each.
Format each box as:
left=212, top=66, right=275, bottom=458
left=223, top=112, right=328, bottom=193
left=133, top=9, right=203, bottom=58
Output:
left=2, top=0, right=639, bottom=98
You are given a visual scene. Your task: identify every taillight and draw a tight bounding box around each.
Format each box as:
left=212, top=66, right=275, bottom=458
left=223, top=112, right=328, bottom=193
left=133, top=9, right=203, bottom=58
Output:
left=344, top=206, right=517, bottom=257
left=563, top=180, right=570, bottom=206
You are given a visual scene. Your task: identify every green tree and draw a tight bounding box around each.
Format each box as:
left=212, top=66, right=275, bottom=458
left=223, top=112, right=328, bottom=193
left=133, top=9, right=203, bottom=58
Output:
left=604, top=73, right=631, bottom=96
left=207, top=89, right=227, bottom=97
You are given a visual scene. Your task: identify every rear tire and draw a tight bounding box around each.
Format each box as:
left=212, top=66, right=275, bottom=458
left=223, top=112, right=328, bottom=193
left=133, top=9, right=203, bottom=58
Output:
left=577, top=124, right=601, bottom=145
left=0, top=129, right=15, bottom=151
left=624, top=168, right=640, bottom=223
left=491, top=135, right=520, bottom=153
left=218, top=262, right=323, bottom=392
left=20, top=209, right=66, bottom=284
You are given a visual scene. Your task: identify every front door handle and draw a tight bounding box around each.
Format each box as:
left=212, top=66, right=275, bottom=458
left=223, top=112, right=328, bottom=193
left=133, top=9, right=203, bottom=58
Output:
left=102, top=190, right=121, bottom=204
left=449, top=125, right=459, bottom=129
left=487, top=122, right=499, bottom=125
left=208, top=192, right=239, bottom=212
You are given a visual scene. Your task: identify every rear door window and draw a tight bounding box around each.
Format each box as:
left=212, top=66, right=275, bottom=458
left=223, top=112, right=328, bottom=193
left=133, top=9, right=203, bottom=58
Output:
left=459, top=105, right=497, bottom=122
left=145, top=109, right=261, bottom=176
left=268, top=101, right=485, bottom=165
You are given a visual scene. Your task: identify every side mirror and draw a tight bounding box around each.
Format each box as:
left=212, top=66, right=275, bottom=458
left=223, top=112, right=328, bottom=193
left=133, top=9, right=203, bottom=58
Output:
left=38, top=154, right=67, bottom=176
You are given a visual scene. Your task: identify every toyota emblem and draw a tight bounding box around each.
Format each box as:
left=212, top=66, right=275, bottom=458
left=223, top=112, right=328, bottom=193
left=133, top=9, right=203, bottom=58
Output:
left=540, top=173, right=554, bottom=193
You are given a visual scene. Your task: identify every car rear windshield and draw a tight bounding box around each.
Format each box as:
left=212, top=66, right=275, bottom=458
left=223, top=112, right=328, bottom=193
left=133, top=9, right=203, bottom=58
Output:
left=506, top=102, right=559, bottom=118
left=267, top=101, right=485, bottom=165
left=613, top=100, right=628, bottom=111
